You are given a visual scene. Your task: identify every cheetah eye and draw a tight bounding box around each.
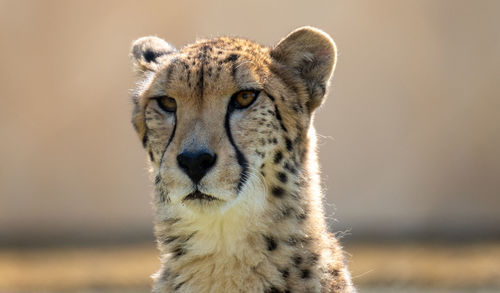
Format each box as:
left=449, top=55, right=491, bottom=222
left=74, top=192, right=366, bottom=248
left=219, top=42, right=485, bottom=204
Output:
left=155, top=96, right=177, bottom=113
left=232, top=90, right=259, bottom=109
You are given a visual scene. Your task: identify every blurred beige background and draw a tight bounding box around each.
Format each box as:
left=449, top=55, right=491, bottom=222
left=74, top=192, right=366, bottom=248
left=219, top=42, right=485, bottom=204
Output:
left=0, top=0, right=499, bottom=245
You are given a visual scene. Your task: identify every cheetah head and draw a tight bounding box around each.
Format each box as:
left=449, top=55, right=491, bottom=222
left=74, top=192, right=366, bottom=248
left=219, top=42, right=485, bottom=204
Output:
left=130, top=27, right=336, bottom=214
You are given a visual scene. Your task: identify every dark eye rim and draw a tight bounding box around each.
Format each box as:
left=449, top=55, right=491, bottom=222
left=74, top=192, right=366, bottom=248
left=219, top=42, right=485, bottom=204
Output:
left=231, top=89, right=261, bottom=109
left=152, top=95, right=177, bottom=113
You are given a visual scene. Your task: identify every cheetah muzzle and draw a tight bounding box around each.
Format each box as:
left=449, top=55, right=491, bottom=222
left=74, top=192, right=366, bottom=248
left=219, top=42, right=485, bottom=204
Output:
left=130, top=26, right=355, bottom=293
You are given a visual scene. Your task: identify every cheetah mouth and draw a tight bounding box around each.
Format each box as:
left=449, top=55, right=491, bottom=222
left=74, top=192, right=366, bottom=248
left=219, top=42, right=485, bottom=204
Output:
left=184, top=191, right=219, bottom=201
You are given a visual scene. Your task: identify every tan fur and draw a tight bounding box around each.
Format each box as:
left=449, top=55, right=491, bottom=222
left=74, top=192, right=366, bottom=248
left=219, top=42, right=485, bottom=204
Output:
left=129, top=27, right=355, bottom=292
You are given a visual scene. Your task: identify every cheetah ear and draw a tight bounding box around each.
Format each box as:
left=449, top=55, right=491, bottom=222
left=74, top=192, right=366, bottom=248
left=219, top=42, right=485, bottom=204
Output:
left=271, top=27, right=336, bottom=112
left=130, top=36, right=176, bottom=76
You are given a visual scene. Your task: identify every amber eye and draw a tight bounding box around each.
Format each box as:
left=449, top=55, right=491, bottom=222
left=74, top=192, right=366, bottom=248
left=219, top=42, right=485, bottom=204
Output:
left=156, top=96, right=177, bottom=113
left=233, top=90, right=259, bottom=109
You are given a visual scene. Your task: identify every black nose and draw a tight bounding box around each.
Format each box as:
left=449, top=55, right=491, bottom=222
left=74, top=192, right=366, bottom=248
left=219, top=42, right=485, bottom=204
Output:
left=177, top=150, right=217, bottom=183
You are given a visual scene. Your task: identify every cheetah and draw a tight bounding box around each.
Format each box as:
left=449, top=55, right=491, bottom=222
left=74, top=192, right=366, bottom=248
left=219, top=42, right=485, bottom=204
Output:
left=129, top=27, right=355, bottom=292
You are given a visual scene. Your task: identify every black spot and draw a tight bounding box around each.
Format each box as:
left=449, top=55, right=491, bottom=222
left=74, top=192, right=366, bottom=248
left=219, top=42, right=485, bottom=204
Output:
left=149, top=151, right=154, bottom=162
left=281, top=268, right=289, bottom=278
left=142, top=132, right=148, bottom=148
left=264, top=235, right=277, bottom=251
left=285, top=138, right=293, bottom=151
left=174, top=281, right=185, bottom=291
left=271, top=186, right=285, bottom=198
left=277, top=172, right=288, bottom=183
left=143, top=50, right=163, bottom=63
left=267, top=94, right=276, bottom=102
left=283, top=162, right=297, bottom=174
left=293, top=255, right=302, bottom=265
left=301, top=269, right=311, bottom=279
left=154, top=174, right=161, bottom=185
left=272, top=138, right=278, bottom=144
left=162, top=236, right=179, bottom=244
left=273, top=151, right=283, bottom=164
left=173, top=246, right=185, bottom=257
left=330, top=269, right=339, bottom=276
left=265, top=287, right=281, bottom=293
left=224, top=53, right=239, bottom=63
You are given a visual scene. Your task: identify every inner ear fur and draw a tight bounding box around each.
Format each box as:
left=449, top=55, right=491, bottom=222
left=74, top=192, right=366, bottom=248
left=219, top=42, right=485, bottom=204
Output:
left=130, top=36, right=176, bottom=76
left=271, top=27, right=337, bottom=112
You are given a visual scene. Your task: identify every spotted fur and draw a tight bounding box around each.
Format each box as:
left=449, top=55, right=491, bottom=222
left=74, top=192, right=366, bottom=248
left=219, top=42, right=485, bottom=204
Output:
left=130, top=27, right=355, bottom=293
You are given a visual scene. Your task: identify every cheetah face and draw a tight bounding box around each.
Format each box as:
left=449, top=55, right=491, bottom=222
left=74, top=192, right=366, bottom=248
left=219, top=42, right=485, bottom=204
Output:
left=130, top=28, right=336, bottom=212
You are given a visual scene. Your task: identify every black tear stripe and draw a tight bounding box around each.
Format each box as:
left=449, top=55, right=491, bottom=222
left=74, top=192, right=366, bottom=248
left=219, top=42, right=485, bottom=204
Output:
left=159, top=113, right=177, bottom=167
left=225, top=101, right=249, bottom=193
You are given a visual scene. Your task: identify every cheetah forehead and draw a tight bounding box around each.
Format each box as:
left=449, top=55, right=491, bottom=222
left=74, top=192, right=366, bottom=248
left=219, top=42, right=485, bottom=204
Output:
left=131, top=27, right=336, bottom=102
left=155, top=37, right=271, bottom=101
